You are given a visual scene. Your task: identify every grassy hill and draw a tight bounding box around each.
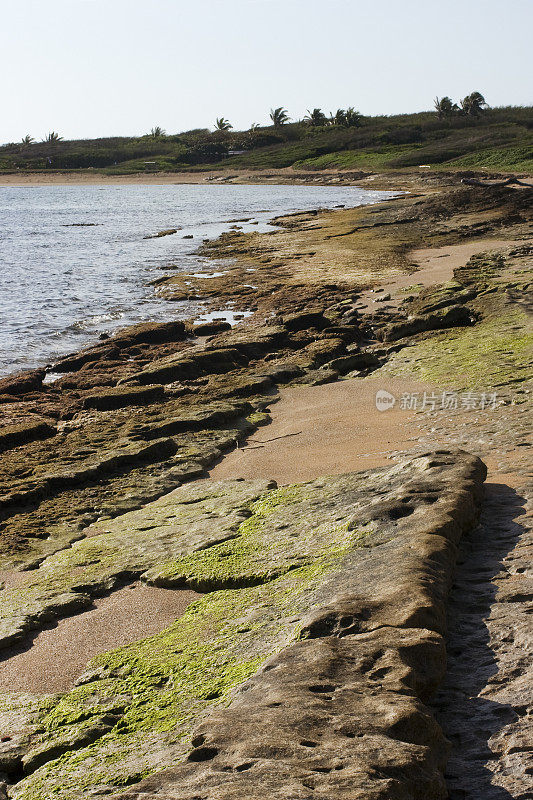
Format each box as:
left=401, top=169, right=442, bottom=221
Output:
left=1, top=106, right=532, bottom=176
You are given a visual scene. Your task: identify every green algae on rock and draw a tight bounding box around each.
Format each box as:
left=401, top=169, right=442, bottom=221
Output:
left=12, top=568, right=332, bottom=800
left=143, top=483, right=372, bottom=591
left=373, top=244, right=533, bottom=391
left=2, top=451, right=486, bottom=800
left=377, top=310, right=532, bottom=389
left=0, top=479, right=273, bottom=649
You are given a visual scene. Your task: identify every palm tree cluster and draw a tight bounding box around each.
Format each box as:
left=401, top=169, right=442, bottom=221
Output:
left=434, top=92, right=488, bottom=119
left=434, top=96, right=459, bottom=119
left=331, top=107, right=362, bottom=127
left=16, top=132, right=61, bottom=152
left=208, top=106, right=362, bottom=132
left=303, top=107, right=362, bottom=127
left=304, top=108, right=328, bottom=126
left=460, top=91, right=488, bottom=117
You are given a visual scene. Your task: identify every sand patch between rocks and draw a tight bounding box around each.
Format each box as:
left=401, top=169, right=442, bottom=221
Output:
left=356, top=239, right=523, bottom=311
left=0, top=583, right=199, bottom=694
left=209, top=377, right=433, bottom=484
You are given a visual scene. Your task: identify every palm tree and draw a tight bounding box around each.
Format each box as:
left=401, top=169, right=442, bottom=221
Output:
left=214, top=117, right=232, bottom=131
left=434, top=97, right=459, bottom=119
left=460, top=91, right=488, bottom=117
left=330, top=109, right=347, bottom=126
left=345, top=107, right=362, bottom=127
left=249, top=122, right=260, bottom=132
left=149, top=126, right=166, bottom=138
left=44, top=131, right=63, bottom=143
left=270, top=107, right=289, bottom=127
left=304, top=108, right=328, bottom=127
left=20, top=135, right=35, bottom=152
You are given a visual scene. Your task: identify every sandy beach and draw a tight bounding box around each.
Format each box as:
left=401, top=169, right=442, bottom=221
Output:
left=0, top=168, right=355, bottom=186
left=0, top=584, right=199, bottom=694
left=0, top=170, right=237, bottom=185
left=1, top=170, right=531, bottom=190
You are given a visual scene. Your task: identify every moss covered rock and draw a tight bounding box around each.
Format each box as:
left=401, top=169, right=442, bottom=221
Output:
left=3, top=451, right=485, bottom=800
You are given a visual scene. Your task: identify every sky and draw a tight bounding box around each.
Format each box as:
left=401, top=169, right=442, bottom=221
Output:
left=1, top=0, right=532, bottom=143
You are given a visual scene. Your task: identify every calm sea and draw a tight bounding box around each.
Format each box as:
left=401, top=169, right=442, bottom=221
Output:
left=0, top=183, right=396, bottom=376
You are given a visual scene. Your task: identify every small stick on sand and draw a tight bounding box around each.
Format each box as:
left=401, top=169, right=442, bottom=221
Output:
left=242, top=431, right=303, bottom=450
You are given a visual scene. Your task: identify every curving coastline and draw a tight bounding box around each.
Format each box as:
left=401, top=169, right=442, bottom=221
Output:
left=0, top=173, right=531, bottom=799
left=1, top=181, right=397, bottom=377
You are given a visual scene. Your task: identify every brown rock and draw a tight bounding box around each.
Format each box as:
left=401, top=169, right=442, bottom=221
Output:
left=282, top=310, right=328, bottom=332
left=143, top=228, right=178, bottom=239
left=378, top=305, right=473, bottom=342
left=0, top=420, right=56, bottom=453
left=192, top=321, right=232, bottom=336
left=53, top=322, right=187, bottom=373
left=0, top=369, right=45, bottom=397
left=119, top=630, right=449, bottom=800
left=83, top=384, right=165, bottom=411
left=125, top=348, right=246, bottom=385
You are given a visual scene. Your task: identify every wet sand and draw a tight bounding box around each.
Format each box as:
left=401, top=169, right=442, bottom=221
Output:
left=0, top=583, right=199, bottom=694
left=209, top=377, right=433, bottom=485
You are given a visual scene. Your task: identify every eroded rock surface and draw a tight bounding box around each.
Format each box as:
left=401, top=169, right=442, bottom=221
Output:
left=0, top=451, right=485, bottom=800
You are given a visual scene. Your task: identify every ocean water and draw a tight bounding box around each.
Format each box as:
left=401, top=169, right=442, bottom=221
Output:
left=0, top=183, right=396, bottom=376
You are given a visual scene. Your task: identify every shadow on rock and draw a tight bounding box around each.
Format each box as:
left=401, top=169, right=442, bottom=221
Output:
left=432, top=482, right=529, bottom=800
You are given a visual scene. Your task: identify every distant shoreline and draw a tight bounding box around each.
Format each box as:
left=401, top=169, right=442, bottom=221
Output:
left=0, top=171, right=234, bottom=186
left=0, top=169, right=431, bottom=191
left=0, top=169, right=343, bottom=186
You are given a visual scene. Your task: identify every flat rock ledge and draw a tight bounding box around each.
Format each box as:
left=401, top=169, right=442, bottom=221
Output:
left=114, top=451, right=486, bottom=800
left=0, top=449, right=486, bottom=800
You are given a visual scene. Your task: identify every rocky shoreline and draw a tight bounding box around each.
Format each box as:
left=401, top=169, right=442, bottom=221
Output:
left=0, top=175, right=531, bottom=799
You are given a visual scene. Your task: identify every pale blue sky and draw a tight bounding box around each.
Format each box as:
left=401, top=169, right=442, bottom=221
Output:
left=2, top=0, right=532, bottom=142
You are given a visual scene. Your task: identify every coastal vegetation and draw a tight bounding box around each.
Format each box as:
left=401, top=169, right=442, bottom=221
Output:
left=269, top=106, right=290, bottom=126
left=43, top=131, right=63, bottom=143
left=214, top=117, right=233, bottom=131
left=434, top=91, right=488, bottom=119
left=148, top=126, right=166, bottom=139
left=0, top=102, right=531, bottom=175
